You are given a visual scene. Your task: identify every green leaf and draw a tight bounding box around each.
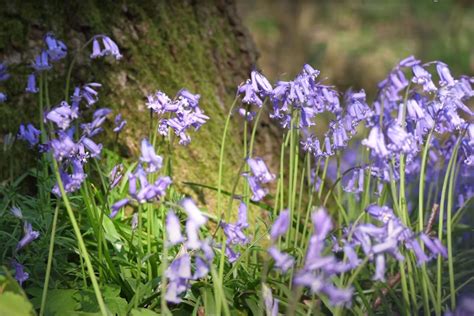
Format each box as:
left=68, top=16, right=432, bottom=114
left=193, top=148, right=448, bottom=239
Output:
left=42, top=289, right=79, bottom=315
left=0, top=292, right=35, bottom=316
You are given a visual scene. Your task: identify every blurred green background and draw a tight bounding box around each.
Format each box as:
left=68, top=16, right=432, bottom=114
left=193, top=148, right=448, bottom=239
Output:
left=238, top=0, right=474, bottom=97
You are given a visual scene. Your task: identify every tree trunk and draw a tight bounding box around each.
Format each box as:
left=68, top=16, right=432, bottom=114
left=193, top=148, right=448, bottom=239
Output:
left=0, top=0, right=257, bottom=198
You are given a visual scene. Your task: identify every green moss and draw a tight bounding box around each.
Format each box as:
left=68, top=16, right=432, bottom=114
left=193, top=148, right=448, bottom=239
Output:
left=0, top=1, right=251, bottom=208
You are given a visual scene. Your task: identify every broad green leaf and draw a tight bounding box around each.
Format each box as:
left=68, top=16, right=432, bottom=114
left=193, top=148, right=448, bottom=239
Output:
left=0, top=292, right=35, bottom=316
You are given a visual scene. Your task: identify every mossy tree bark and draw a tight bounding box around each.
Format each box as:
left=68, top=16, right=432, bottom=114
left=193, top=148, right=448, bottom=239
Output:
left=0, top=0, right=258, bottom=202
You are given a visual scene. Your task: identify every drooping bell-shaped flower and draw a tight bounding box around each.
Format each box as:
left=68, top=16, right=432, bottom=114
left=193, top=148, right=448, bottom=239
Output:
left=25, top=73, right=39, bottom=93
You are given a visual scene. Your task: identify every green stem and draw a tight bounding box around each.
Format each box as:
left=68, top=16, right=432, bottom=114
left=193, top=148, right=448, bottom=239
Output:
left=52, top=159, right=107, bottom=315
left=39, top=204, right=60, bottom=316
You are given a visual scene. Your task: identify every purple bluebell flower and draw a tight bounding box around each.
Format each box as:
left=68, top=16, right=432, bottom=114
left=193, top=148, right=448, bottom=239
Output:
left=46, top=102, right=75, bottom=130
left=90, top=35, right=122, bottom=60
left=412, top=64, right=437, bottom=92
left=109, top=198, right=129, bottom=219
left=16, top=222, right=40, bottom=251
left=147, top=91, right=172, bottom=113
left=25, top=73, right=39, bottom=93
left=268, top=246, right=295, bottom=272
left=165, top=254, right=191, bottom=303
left=225, top=245, right=240, bottom=263
left=166, top=211, right=184, bottom=246
left=373, top=254, right=386, bottom=281
left=50, top=132, right=76, bottom=161
left=181, top=198, right=207, bottom=227
left=44, top=33, right=67, bottom=61
left=244, top=175, right=268, bottom=201
left=140, top=139, right=162, bottom=173
left=262, top=284, right=279, bottom=316
left=0, top=63, right=10, bottom=81
left=362, top=126, right=389, bottom=157
left=0, top=92, right=6, bottom=103
left=247, top=157, right=275, bottom=183
left=420, top=233, right=448, bottom=258
left=32, top=50, right=52, bottom=71
left=113, top=114, right=127, bottom=133
left=270, top=210, right=290, bottom=241
left=82, top=137, right=102, bottom=158
left=80, top=83, right=102, bottom=107
left=436, top=62, right=455, bottom=86
left=18, top=124, right=41, bottom=147
left=10, top=206, right=23, bottom=219
left=193, top=256, right=209, bottom=279
left=109, top=164, right=124, bottom=188
left=11, top=260, right=29, bottom=286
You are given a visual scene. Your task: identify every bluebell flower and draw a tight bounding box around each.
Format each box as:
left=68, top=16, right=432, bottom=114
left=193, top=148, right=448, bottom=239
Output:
left=11, top=260, right=29, bottom=287
left=362, top=126, right=389, bottom=157
left=32, top=50, right=52, bottom=72
left=81, top=83, right=102, bottom=107
left=244, top=175, right=268, bottom=201
left=193, top=256, right=209, bottom=279
left=90, top=35, right=122, bottom=60
left=268, top=246, right=294, bottom=272
left=225, top=245, right=240, bottom=263
left=109, top=164, right=124, bottom=188
left=270, top=210, right=290, bottom=241
left=44, top=33, right=67, bottom=61
left=109, top=198, right=129, bottom=219
left=262, top=284, right=279, bottom=316
left=113, top=114, right=127, bottom=133
left=46, top=102, right=75, bottom=130
left=25, top=73, right=39, bottom=93
left=16, top=222, right=40, bottom=251
left=247, top=157, right=275, bottom=183
left=0, top=63, right=10, bottom=81
left=166, top=211, right=184, bottom=246
left=0, top=92, right=6, bottom=103
left=181, top=198, right=207, bottom=227
left=10, top=206, right=23, bottom=219
left=82, top=137, right=102, bottom=158
left=165, top=254, right=191, bottom=303
left=140, top=139, right=163, bottom=173
left=18, top=124, right=41, bottom=147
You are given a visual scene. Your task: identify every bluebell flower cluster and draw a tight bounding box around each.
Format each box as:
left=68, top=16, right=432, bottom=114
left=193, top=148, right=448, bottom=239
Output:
left=221, top=201, right=249, bottom=262
left=164, top=199, right=214, bottom=303
left=147, top=89, right=209, bottom=145
left=338, top=204, right=447, bottom=282
left=9, top=206, right=40, bottom=286
left=47, top=103, right=110, bottom=196
left=110, top=139, right=171, bottom=218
